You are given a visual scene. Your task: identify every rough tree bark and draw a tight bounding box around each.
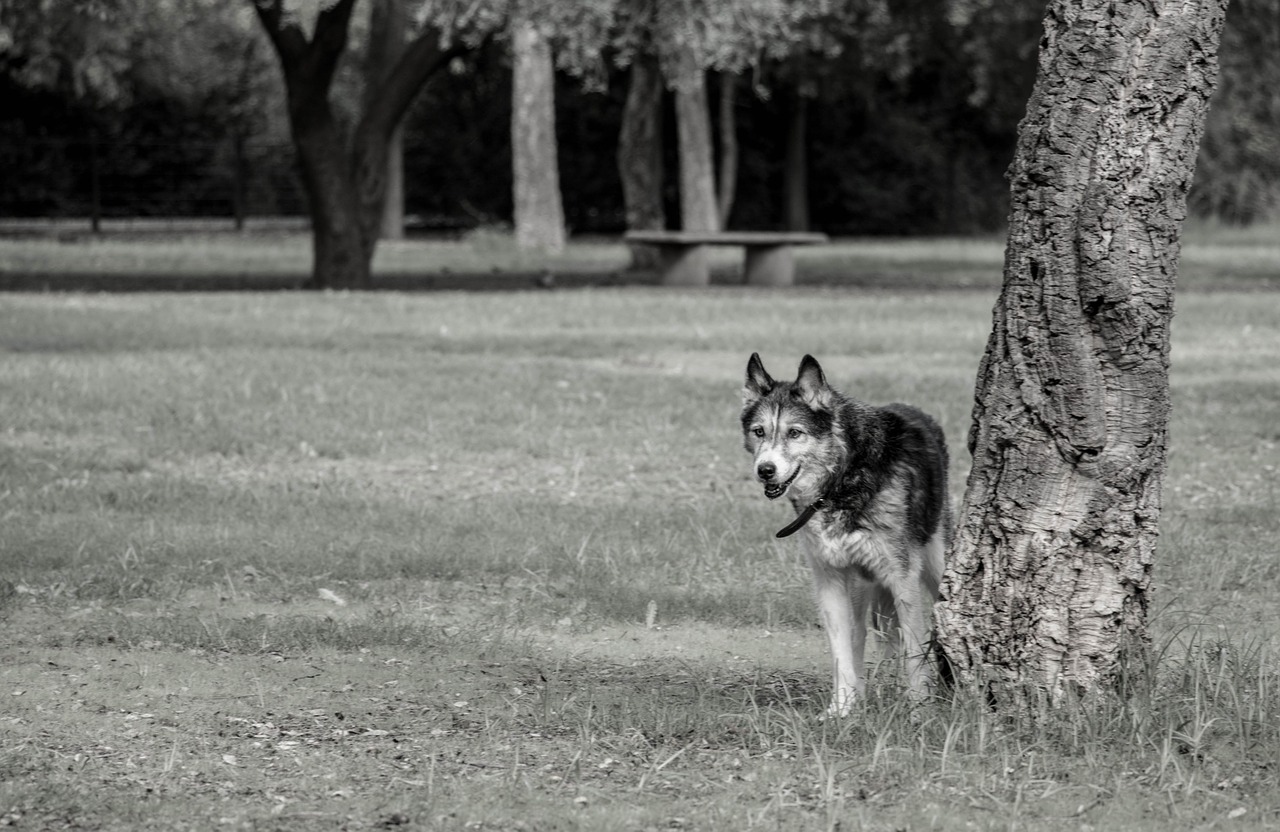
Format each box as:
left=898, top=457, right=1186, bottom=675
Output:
left=252, top=0, right=461, bottom=288
left=510, top=12, right=566, bottom=252
left=935, top=0, right=1230, bottom=708
left=618, top=53, right=666, bottom=270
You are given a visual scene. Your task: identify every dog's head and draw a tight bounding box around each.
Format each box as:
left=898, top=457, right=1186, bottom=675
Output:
left=740, top=353, right=840, bottom=502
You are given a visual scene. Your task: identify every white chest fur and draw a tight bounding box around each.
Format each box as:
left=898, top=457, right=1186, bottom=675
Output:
left=800, top=473, right=912, bottom=581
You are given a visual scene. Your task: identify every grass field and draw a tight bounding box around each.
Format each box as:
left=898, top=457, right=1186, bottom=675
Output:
left=1, top=234, right=1279, bottom=830
left=1, top=216, right=1278, bottom=290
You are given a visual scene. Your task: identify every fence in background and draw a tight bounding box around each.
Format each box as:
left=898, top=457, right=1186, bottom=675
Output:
left=0, top=137, right=308, bottom=231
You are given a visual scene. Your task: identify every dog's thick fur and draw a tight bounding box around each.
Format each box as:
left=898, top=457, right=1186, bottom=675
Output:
left=741, top=353, right=951, bottom=716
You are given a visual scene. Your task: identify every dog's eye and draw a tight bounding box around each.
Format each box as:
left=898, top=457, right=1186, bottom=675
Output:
left=751, top=427, right=765, bottom=438
left=787, top=428, right=803, bottom=440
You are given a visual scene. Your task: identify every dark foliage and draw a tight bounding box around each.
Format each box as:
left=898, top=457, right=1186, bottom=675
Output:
left=0, top=4, right=1272, bottom=233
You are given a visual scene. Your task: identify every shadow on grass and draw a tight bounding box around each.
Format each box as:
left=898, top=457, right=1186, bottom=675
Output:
left=0, top=268, right=1010, bottom=293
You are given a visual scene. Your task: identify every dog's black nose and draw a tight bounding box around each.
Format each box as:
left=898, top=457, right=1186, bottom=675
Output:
left=757, top=462, right=776, bottom=481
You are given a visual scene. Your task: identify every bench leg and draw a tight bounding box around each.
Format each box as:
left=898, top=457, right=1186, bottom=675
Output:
left=744, top=245, right=794, bottom=286
left=657, top=244, right=710, bottom=286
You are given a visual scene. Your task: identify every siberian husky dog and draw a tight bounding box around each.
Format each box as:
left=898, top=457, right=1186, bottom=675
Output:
left=740, top=353, right=951, bottom=716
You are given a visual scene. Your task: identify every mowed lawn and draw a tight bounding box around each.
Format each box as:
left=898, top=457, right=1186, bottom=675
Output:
left=1, top=245, right=1278, bottom=829
left=1, top=216, right=1278, bottom=290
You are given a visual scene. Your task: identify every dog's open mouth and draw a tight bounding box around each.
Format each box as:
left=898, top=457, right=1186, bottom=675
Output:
left=763, top=466, right=800, bottom=500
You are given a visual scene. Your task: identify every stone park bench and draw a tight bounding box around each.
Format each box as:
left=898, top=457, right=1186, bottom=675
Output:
left=624, top=230, right=829, bottom=286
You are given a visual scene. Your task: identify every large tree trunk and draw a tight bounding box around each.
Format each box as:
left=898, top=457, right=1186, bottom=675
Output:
left=297, top=121, right=372, bottom=289
left=716, top=72, right=738, bottom=229
left=935, top=0, right=1229, bottom=709
left=618, top=53, right=666, bottom=270
left=256, top=0, right=371, bottom=289
left=674, top=64, right=719, bottom=235
left=511, top=15, right=566, bottom=252
left=784, top=88, right=809, bottom=232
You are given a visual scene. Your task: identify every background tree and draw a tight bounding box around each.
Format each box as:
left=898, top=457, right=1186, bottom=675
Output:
left=616, top=51, right=665, bottom=268
left=935, top=0, right=1230, bottom=707
left=766, top=1, right=890, bottom=233
left=783, top=78, right=813, bottom=231
left=365, top=0, right=408, bottom=240
left=716, top=71, right=738, bottom=228
left=251, top=0, right=472, bottom=288
left=607, top=0, right=837, bottom=282
left=649, top=0, right=806, bottom=237
left=510, top=0, right=619, bottom=250
left=0, top=0, right=288, bottom=223
left=0, top=0, right=131, bottom=104
left=1189, top=0, right=1280, bottom=223
left=510, top=5, right=566, bottom=251
left=670, top=53, right=718, bottom=233
left=608, top=0, right=726, bottom=240
left=4, top=0, right=1272, bottom=237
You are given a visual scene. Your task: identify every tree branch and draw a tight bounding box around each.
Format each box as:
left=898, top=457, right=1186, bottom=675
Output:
left=351, top=26, right=478, bottom=246
left=250, top=0, right=357, bottom=88
left=250, top=0, right=307, bottom=64
left=308, top=0, right=359, bottom=85
left=362, top=27, right=477, bottom=139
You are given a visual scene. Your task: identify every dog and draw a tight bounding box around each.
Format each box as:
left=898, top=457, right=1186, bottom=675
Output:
left=740, top=353, right=951, bottom=716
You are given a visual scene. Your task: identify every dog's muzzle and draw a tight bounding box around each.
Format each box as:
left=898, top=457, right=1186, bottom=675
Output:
left=762, top=466, right=800, bottom=500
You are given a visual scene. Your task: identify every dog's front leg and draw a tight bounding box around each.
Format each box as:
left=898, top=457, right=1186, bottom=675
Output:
left=807, top=555, right=864, bottom=717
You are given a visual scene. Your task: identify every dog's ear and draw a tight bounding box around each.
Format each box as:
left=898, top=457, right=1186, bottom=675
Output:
left=793, top=354, right=832, bottom=409
left=743, top=352, right=774, bottom=401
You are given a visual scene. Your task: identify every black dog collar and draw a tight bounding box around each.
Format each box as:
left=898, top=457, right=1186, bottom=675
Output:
left=775, top=497, right=829, bottom=539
